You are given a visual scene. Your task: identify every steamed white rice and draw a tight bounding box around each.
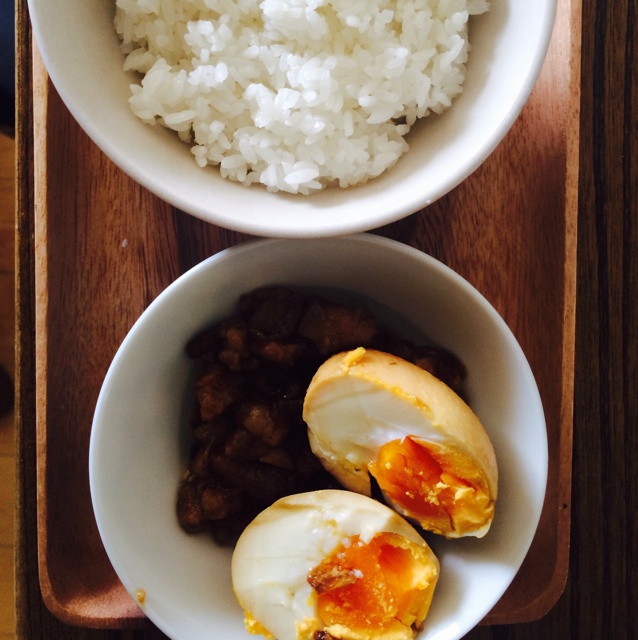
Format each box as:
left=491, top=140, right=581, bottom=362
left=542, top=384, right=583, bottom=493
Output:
left=115, top=0, right=489, bottom=194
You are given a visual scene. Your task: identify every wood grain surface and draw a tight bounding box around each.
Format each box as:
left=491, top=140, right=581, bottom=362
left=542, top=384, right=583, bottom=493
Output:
left=14, top=0, right=636, bottom=638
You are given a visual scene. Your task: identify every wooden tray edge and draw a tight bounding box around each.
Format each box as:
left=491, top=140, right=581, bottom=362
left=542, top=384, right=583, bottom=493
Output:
left=485, top=0, right=580, bottom=623
left=23, top=0, right=580, bottom=630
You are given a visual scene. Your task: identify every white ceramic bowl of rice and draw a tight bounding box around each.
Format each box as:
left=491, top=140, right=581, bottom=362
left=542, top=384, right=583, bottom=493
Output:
left=29, top=1, right=556, bottom=237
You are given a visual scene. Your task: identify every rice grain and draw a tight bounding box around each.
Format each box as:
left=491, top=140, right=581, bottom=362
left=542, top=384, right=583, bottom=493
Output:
left=115, top=0, right=490, bottom=194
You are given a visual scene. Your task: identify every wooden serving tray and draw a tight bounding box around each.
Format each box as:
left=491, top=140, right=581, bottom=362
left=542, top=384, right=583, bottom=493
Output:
left=31, top=0, right=580, bottom=631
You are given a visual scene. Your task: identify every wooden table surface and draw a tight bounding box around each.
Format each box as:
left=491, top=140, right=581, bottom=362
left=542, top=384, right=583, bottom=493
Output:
left=14, top=0, right=636, bottom=638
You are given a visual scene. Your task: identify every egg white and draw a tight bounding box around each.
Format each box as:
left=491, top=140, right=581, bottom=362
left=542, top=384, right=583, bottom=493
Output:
left=231, top=489, right=433, bottom=640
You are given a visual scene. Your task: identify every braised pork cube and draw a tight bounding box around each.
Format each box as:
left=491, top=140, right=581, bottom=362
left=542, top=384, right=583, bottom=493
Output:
left=253, top=339, right=310, bottom=367
left=200, top=482, right=243, bottom=520
left=222, top=426, right=271, bottom=461
left=240, top=286, right=306, bottom=338
left=298, top=299, right=381, bottom=355
left=217, top=321, right=250, bottom=372
left=234, top=401, right=290, bottom=447
left=188, top=418, right=234, bottom=477
left=176, top=477, right=242, bottom=532
left=195, top=364, right=244, bottom=421
left=380, top=338, right=466, bottom=396
left=208, top=504, right=263, bottom=547
left=258, top=447, right=295, bottom=470
left=208, top=454, right=296, bottom=504
left=177, top=479, right=207, bottom=533
left=413, top=344, right=466, bottom=396
left=191, top=416, right=232, bottom=446
left=189, top=439, right=216, bottom=478
left=249, top=366, right=309, bottom=402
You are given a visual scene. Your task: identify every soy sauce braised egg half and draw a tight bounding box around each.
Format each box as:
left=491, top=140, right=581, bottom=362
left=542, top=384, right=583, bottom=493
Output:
left=231, top=490, right=440, bottom=640
left=303, top=348, right=498, bottom=539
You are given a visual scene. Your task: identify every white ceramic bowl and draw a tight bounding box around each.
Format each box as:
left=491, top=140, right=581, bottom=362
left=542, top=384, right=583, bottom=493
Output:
left=29, top=1, right=556, bottom=238
left=89, top=234, right=547, bottom=640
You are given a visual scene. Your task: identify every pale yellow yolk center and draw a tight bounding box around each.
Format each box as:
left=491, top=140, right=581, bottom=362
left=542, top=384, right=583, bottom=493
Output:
left=307, top=532, right=436, bottom=637
left=369, top=437, right=492, bottom=537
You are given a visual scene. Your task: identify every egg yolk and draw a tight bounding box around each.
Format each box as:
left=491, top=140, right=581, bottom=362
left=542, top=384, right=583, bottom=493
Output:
left=369, top=436, right=493, bottom=537
left=307, top=532, right=437, bottom=639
